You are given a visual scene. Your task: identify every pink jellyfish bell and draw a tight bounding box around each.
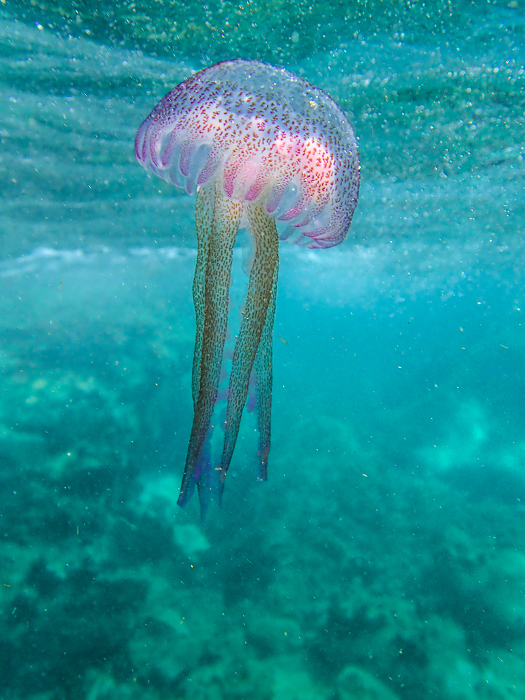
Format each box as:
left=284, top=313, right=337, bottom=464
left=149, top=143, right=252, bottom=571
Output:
left=136, top=59, right=360, bottom=516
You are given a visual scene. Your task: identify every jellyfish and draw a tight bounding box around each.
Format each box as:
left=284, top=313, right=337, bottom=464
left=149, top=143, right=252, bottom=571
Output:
left=135, top=59, right=360, bottom=515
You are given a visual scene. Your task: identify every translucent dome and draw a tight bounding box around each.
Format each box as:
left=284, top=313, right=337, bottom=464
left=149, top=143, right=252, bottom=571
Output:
left=135, top=59, right=360, bottom=248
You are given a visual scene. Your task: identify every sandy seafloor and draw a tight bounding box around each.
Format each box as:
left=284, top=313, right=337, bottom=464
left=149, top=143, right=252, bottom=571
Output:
left=1, top=2, right=525, bottom=699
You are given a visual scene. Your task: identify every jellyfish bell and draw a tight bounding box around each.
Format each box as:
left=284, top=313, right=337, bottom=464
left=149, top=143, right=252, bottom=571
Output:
left=136, top=59, right=359, bottom=246
left=135, top=59, right=360, bottom=516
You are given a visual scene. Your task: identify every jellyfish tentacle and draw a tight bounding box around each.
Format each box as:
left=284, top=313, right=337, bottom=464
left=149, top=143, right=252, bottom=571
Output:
left=191, top=182, right=215, bottom=407
left=178, top=184, right=243, bottom=508
left=253, top=252, right=278, bottom=481
left=217, top=203, right=279, bottom=498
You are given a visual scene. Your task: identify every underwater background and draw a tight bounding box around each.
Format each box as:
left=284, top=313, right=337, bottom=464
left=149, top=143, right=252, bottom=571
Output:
left=1, top=1, right=525, bottom=698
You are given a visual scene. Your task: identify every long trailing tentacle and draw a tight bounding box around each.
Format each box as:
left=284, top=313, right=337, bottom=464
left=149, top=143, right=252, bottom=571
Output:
left=191, top=182, right=215, bottom=407
left=217, top=203, right=279, bottom=500
left=178, top=184, right=243, bottom=511
left=253, top=251, right=278, bottom=481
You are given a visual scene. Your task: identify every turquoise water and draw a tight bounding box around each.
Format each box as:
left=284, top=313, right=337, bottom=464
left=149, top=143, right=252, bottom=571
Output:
left=1, top=2, right=525, bottom=699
